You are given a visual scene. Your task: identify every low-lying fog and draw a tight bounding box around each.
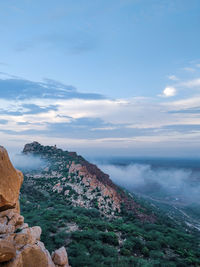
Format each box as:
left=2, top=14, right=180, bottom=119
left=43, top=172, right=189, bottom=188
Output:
left=10, top=154, right=46, bottom=171
left=98, top=162, right=200, bottom=204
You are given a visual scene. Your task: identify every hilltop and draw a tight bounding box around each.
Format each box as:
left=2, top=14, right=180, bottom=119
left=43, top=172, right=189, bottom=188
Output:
left=23, top=141, right=155, bottom=221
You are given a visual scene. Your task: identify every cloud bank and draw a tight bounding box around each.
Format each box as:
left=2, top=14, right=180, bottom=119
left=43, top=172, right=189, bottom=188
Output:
left=1, top=67, right=200, bottom=156
left=10, top=154, right=46, bottom=171
left=99, top=163, right=200, bottom=203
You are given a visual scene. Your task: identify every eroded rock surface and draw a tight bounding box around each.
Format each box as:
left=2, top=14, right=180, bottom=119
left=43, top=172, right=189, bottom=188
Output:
left=0, top=240, right=16, bottom=263
left=0, top=147, right=23, bottom=212
left=0, top=146, right=70, bottom=267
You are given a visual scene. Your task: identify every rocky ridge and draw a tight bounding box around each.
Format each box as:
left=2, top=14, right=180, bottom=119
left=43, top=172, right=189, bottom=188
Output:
left=0, top=146, right=70, bottom=267
left=23, top=141, right=155, bottom=221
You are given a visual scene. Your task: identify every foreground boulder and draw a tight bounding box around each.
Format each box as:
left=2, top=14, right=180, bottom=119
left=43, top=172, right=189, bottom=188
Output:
left=0, top=146, right=70, bottom=267
left=0, top=147, right=23, bottom=212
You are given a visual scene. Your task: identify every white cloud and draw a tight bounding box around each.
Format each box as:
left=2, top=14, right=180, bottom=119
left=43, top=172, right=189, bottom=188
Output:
left=183, top=67, right=195, bottom=72
left=1, top=74, right=200, bottom=156
left=91, top=126, right=118, bottom=131
left=162, top=87, right=176, bottom=97
left=168, top=75, right=178, bottom=81
left=1, top=94, right=200, bottom=140
left=164, top=96, right=200, bottom=109
left=180, top=78, right=200, bottom=88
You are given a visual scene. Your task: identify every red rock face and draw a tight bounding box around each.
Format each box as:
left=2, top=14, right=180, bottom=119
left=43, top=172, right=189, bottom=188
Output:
left=68, top=161, right=155, bottom=222
left=22, top=142, right=156, bottom=222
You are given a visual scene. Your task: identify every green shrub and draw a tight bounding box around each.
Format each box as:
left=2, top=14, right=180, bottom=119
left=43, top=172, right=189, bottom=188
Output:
left=120, top=248, right=131, bottom=256
left=99, top=232, right=119, bottom=246
left=149, top=250, right=164, bottom=259
left=146, top=241, right=161, bottom=250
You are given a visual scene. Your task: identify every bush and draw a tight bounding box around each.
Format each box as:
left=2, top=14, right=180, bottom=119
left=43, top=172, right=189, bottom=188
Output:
left=149, top=250, right=164, bottom=259
left=142, top=246, right=150, bottom=257
left=146, top=241, right=161, bottom=250
left=99, top=232, right=119, bottom=246
left=124, top=236, right=144, bottom=251
left=120, top=248, right=131, bottom=256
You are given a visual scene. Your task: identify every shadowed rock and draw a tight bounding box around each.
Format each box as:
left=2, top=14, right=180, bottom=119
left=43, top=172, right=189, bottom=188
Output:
left=0, top=240, right=16, bottom=263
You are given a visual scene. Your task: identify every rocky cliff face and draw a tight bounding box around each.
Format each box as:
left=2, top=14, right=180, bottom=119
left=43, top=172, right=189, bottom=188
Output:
left=23, top=141, right=155, bottom=222
left=0, top=146, right=70, bottom=267
left=0, top=146, right=23, bottom=213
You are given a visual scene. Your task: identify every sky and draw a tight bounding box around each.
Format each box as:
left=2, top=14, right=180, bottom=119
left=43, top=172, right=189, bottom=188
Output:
left=1, top=0, right=200, bottom=157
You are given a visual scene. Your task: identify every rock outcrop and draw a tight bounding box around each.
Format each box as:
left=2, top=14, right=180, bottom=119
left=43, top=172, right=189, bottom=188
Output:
left=23, top=142, right=155, bottom=222
left=52, top=247, right=69, bottom=267
left=0, top=146, right=70, bottom=267
left=0, top=146, right=23, bottom=212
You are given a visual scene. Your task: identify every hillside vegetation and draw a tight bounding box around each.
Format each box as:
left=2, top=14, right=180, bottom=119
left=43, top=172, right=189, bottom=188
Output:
left=20, top=142, right=200, bottom=266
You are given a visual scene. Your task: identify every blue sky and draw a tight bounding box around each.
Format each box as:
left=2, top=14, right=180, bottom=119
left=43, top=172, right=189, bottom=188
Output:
left=1, top=0, right=200, bottom=157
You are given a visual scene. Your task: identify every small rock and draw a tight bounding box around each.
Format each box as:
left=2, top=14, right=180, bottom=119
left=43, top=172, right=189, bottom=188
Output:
left=52, top=247, right=69, bottom=266
left=0, top=239, right=16, bottom=263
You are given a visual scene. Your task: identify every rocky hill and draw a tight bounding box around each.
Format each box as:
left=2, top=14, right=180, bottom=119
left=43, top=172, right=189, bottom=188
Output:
left=23, top=141, right=155, bottom=221
left=0, top=146, right=70, bottom=267
left=20, top=142, right=200, bottom=266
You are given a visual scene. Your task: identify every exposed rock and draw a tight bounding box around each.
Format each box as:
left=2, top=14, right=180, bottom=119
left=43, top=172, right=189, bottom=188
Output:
left=20, top=243, right=54, bottom=267
left=0, top=205, right=56, bottom=267
left=0, top=147, right=70, bottom=267
left=1, top=252, right=23, bottom=267
left=0, top=222, right=15, bottom=235
left=0, top=146, right=23, bottom=212
left=21, top=226, right=41, bottom=241
left=0, top=240, right=16, bottom=263
left=8, top=213, right=24, bottom=228
left=15, top=223, right=29, bottom=232
left=23, top=142, right=156, bottom=222
left=52, top=247, right=70, bottom=266
left=14, top=231, right=36, bottom=250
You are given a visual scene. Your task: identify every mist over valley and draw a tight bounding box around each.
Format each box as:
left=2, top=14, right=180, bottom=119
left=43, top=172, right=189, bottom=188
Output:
left=92, top=157, right=200, bottom=231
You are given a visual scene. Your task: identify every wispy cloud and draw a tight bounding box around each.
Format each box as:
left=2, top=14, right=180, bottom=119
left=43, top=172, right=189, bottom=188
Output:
left=180, top=78, right=200, bottom=88
left=183, top=67, right=196, bottom=73
left=168, top=75, right=178, bottom=81
left=15, top=32, right=97, bottom=54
